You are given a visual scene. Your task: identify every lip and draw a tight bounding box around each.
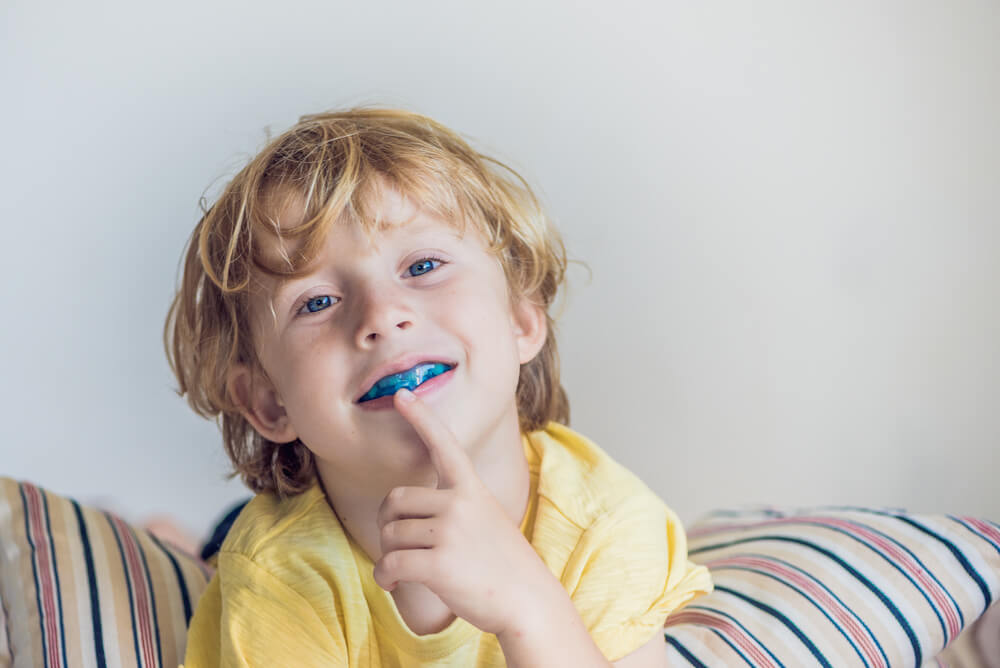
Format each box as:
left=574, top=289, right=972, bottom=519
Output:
left=354, top=353, right=458, bottom=403
left=356, top=367, right=456, bottom=410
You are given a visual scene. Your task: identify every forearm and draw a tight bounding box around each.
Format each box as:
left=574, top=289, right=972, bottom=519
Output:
left=497, top=578, right=612, bottom=668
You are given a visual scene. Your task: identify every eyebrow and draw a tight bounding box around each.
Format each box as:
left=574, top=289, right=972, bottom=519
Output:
left=382, top=216, right=460, bottom=236
left=268, top=219, right=462, bottom=302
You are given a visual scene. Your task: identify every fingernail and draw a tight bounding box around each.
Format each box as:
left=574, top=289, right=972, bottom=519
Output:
left=397, top=388, right=415, bottom=403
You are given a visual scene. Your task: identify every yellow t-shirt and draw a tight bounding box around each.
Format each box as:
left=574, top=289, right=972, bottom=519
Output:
left=182, top=421, right=712, bottom=667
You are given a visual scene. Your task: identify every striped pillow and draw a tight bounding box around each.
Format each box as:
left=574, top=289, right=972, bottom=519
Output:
left=0, top=477, right=211, bottom=668
left=664, top=506, right=1000, bottom=667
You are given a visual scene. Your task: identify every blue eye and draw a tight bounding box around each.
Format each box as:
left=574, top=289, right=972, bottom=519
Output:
left=303, top=295, right=333, bottom=313
left=296, top=257, right=446, bottom=317
left=408, top=257, right=445, bottom=277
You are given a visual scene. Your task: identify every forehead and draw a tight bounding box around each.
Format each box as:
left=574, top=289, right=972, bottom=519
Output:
left=357, top=185, right=468, bottom=245
left=269, top=180, right=467, bottom=246
left=251, top=185, right=477, bottom=296
left=312, top=196, right=465, bottom=259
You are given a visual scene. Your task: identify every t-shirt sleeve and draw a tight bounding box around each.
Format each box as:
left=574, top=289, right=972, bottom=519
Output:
left=562, top=493, right=713, bottom=662
left=182, top=552, right=347, bottom=667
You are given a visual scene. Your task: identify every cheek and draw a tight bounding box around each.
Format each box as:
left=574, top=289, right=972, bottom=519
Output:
left=450, top=286, right=510, bottom=341
left=459, top=292, right=524, bottom=375
left=262, top=345, right=333, bottom=411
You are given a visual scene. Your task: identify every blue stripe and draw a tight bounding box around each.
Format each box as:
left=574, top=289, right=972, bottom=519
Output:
left=70, top=500, right=107, bottom=668
left=149, top=533, right=194, bottom=622
left=949, top=516, right=1000, bottom=558
left=898, top=516, right=993, bottom=613
left=843, top=508, right=991, bottom=620
left=717, top=585, right=832, bottom=667
left=829, top=508, right=988, bottom=632
left=714, top=564, right=872, bottom=667
left=692, top=535, right=923, bottom=665
left=746, top=553, right=890, bottom=667
left=685, top=603, right=785, bottom=667
left=831, top=518, right=960, bottom=636
left=664, top=635, right=709, bottom=667
left=700, top=517, right=956, bottom=645
left=818, top=518, right=954, bottom=638
left=106, top=512, right=144, bottom=667
left=128, top=525, right=163, bottom=667
left=706, top=627, right=755, bottom=667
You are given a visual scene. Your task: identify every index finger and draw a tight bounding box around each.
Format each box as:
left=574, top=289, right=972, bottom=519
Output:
left=392, top=388, right=472, bottom=490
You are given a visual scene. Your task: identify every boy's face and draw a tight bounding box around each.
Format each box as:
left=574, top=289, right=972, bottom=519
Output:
left=230, top=185, right=546, bottom=485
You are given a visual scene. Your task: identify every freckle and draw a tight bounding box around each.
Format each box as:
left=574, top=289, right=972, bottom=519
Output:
left=488, top=587, right=494, bottom=597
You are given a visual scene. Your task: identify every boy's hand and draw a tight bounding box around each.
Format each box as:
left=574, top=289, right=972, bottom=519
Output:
left=372, top=387, right=557, bottom=637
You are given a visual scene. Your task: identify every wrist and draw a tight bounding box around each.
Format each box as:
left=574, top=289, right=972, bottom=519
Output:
left=496, top=580, right=611, bottom=668
left=498, top=561, right=569, bottom=640
left=498, top=578, right=566, bottom=642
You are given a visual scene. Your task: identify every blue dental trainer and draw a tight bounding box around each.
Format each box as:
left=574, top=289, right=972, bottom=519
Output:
left=359, top=362, right=453, bottom=402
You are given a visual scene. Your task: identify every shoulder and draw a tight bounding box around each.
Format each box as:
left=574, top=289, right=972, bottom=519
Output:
left=219, top=481, right=341, bottom=570
left=529, top=422, right=665, bottom=528
left=535, top=422, right=708, bottom=590
left=530, top=425, right=713, bottom=660
left=186, top=482, right=351, bottom=664
left=571, top=491, right=692, bottom=586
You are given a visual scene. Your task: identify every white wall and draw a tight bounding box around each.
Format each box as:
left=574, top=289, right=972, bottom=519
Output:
left=2, top=0, right=997, bottom=539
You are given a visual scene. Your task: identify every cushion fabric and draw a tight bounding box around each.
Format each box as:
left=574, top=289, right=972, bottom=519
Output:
left=663, top=506, right=1000, bottom=667
left=4, top=477, right=998, bottom=668
left=0, top=477, right=211, bottom=668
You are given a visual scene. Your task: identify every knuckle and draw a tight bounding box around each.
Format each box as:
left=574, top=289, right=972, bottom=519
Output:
left=380, top=551, right=397, bottom=573
left=375, top=554, right=396, bottom=578
left=381, top=521, right=395, bottom=542
left=378, top=488, right=403, bottom=524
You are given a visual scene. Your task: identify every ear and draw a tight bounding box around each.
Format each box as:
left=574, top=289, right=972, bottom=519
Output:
left=510, top=296, right=548, bottom=365
left=227, top=363, right=298, bottom=444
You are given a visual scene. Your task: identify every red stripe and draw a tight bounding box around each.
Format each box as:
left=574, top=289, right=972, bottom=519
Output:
left=666, top=609, right=777, bottom=667
left=693, top=516, right=962, bottom=638
left=817, top=517, right=961, bottom=639
left=963, top=517, right=1000, bottom=547
left=112, top=516, right=157, bottom=666
left=24, top=484, right=63, bottom=668
left=708, top=555, right=885, bottom=667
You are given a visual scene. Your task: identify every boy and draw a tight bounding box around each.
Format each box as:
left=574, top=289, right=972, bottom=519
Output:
left=166, top=107, right=712, bottom=666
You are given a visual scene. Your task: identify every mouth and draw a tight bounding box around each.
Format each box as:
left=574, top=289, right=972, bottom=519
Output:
left=356, top=361, right=457, bottom=404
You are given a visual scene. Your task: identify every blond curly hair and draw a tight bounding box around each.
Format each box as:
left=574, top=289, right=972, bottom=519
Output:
left=164, top=107, right=575, bottom=497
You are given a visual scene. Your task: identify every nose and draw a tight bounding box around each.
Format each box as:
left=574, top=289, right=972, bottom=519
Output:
left=353, top=284, right=415, bottom=348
